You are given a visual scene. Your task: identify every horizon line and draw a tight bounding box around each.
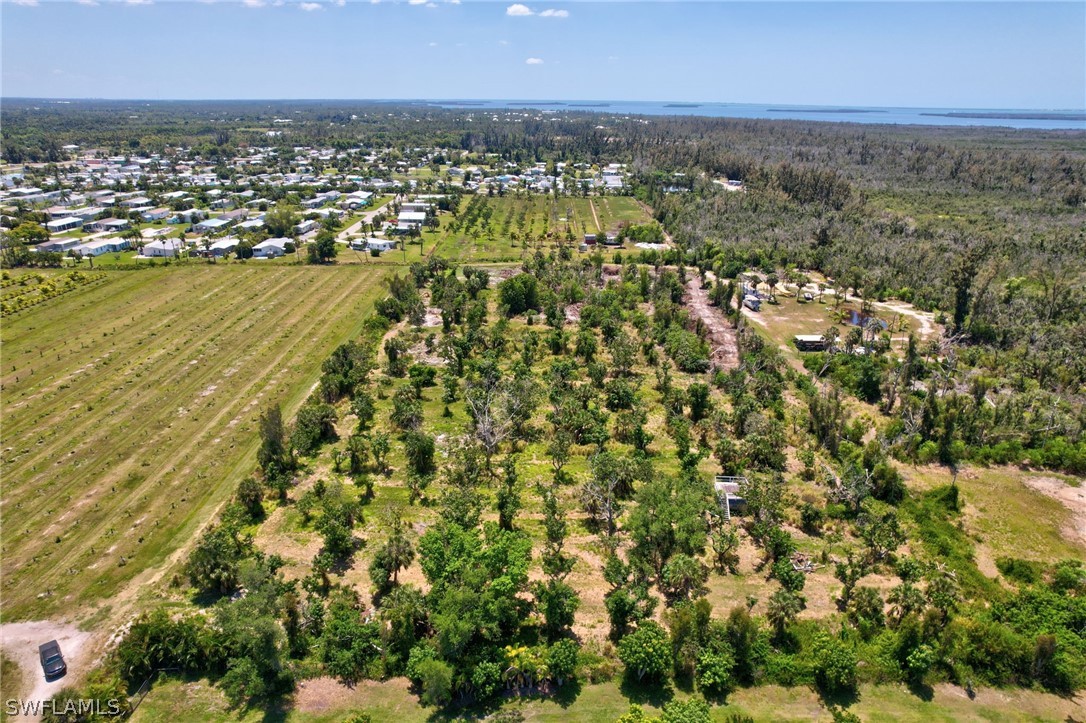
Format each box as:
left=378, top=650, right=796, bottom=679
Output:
left=3, top=97, right=1085, bottom=113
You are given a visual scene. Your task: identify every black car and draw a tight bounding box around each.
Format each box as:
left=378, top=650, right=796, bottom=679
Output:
left=38, top=640, right=67, bottom=679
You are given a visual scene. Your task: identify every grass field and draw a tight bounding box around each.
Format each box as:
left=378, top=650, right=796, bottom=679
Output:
left=427, top=195, right=654, bottom=263
left=0, top=265, right=387, bottom=622
left=131, top=675, right=1086, bottom=723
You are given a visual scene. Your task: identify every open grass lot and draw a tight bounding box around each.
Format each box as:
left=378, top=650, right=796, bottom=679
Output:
left=901, top=464, right=1084, bottom=573
left=428, top=195, right=654, bottom=263
left=0, top=265, right=387, bottom=622
left=131, top=676, right=1086, bottom=722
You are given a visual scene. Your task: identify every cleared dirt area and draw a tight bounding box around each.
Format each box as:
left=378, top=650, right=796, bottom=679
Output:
left=0, top=621, right=94, bottom=714
left=1024, top=476, right=1086, bottom=547
left=0, top=266, right=386, bottom=622
left=685, top=277, right=739, bottom=371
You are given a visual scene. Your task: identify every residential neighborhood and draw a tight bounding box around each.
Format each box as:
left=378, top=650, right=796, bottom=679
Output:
left=1, top=137, right=632, bottom=264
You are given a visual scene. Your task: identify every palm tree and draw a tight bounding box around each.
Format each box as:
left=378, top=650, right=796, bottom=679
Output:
left=822, top=326, right=840, bottom=352
left=767, top=588, right=802, bottom=640
left=766, top=273, right=780, bottom=303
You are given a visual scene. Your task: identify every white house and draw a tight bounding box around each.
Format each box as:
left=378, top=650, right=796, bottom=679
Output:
left=365, top=238, right=396, bottom=253
left=74, top=238, right=130, bottom=257
left=253, top=238, right=289, bottom=258
left=142, top=207, right=170, bottom=222
left=209, top=237, right=239, bottom=257
left=396, top=211, right=427, bottom=230
left=295, top=219, right=318, bottom=235
left=194, top=217, right=232, bottom=234
left=84, top=218, right=130, bottom=233
left=46, top=217, right=84, bottom=233
left=143, top=239, right=183, bottom=258
left=340, top=191, right=373, bottom=209
left=169, top=209, right=205, bottom=224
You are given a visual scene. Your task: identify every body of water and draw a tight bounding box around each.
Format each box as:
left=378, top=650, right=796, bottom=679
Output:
left=426, top=100, right=1086, bottom=131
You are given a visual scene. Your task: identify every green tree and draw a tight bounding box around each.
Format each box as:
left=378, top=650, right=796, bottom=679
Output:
left=369, top=513, right=416, bottom=591
left=618, top=621, right=673, bottom=682
left=308, top=230, right=338, bottom=264
left=391, top=386, right=424, bottom=431
left=185, top=524, right=249, bottom=595
left=402, top=430, right=436, bottom=477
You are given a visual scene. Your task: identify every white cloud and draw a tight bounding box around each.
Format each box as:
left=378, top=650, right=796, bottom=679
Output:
left=76, top=0, right=99, bottom=5
left=498, top=39, right=509, bottom=45
left=428, top=41, right=438, bottom=46
left=124, top=0, right=153, bottom=5
left=242, top=0, right=265, bottom=7
left=299, top=2, right=322, bottom=9
left=408, top=0, right=427, bottom=5
left=447, top=0, right=460, bottom=4
left=334, top=0, right=345, bottom=5
left=525, top=57, right=543, bottom=65
left=539, top=8, right=567, bottom=17
left=506, top=3, right=532, bottom=16
left=9, top=0, right=40, bottom=7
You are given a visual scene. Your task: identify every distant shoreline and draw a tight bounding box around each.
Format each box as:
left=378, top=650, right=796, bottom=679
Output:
left=768, top=108, right=887, bottom=114
left=6, top=97, right=1084, bottom=131
left=921, top=111, right=1086, bottom=121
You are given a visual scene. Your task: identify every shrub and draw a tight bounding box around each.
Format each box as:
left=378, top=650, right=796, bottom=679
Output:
left=547, top=639, right=579, bottom=684
left=660, top=698, right=712, bottom=723
left=813, top=633, right=857, bottom=694
left=416, top=659, right=453, bottom=707
left=995, top=557, right=1042, bottom=585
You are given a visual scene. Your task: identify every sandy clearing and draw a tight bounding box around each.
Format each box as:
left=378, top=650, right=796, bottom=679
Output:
left=0, top=621, right=96, bottom=718
left=684, top=277, right=739, bottom=371
left=1023, top=476, right=1086, bottom=548
left=872, top=298, right=941, bottom=339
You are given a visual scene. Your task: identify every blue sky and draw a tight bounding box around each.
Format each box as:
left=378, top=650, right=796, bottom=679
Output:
left=2, top=1, right=1083, bottom=109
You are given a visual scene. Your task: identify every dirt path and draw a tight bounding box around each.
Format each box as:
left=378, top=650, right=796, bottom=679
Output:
left=588, top=199, right=602, bottom=232
left=871, top=298, right=941, bottom=339
left=1024, top=477, right=1086, bottom=548
left=0, top=621, right=94, bottom=718
left=685, top=276, right=739, bottom=371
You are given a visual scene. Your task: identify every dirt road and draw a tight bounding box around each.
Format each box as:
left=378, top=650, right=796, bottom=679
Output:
left=0, top=621, right=95, bottom=718
left=588, top=199, right=602, bottom=232
left=685, top=276, right=739, bottom=371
